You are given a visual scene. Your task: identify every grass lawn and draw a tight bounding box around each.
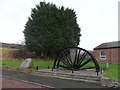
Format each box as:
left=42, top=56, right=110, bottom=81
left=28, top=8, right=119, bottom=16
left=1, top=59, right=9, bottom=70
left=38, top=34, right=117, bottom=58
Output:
left=0, top=60, right=54, bottom=68
left=0, top=60, right=22, bottom=67
left=0, top=60, right=119, bottom=80
left=33, top=61, right=54, bottom=69
left=103, top=64, right=120, bottom=80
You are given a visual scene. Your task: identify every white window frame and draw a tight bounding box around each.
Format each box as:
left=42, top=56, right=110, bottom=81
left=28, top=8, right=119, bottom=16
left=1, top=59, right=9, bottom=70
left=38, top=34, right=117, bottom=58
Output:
left=100, top=51, right=106, bottom=59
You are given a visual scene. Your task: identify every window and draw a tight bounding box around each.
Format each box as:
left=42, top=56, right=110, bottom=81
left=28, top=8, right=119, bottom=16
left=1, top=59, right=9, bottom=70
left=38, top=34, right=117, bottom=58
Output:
left=100, top=51, right=106, bottom=59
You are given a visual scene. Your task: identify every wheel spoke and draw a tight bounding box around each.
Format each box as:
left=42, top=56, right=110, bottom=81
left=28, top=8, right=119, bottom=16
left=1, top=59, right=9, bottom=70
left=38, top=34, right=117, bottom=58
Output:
left=76, top=50, right=81, bottom=65
left=60, top=57, right=71, bottom=67
left=56, top=59, right=61, bottom=68
left=77, top=52, right=87, bottom=66
left=59, top=65, right=68, bottom=68
left=67, top=50, right=73, bottom=65
left=76, top=49, right=81, bottom=65
left=73, top=49, right=78, bottom=66
left=78, top=59, right=92, bottom=68
left=64, top=52, right=72, bottom=65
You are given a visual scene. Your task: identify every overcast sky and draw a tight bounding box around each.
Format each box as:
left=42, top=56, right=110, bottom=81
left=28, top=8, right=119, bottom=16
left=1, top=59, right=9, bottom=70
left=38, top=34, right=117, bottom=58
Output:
left=0, top=0, right=119, bottom=50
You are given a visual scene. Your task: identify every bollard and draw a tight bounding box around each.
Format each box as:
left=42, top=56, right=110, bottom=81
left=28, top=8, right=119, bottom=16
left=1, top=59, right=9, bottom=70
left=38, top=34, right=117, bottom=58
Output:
left=52, top=68, right=53, bottom=71
left=106, top=63, right=109, bottom=68
left=97, top=72, right=99, bottom=76
left=48, top=66, right=49, bottom=69
left=100, top=69, right=103, bottom=74
left=72, top=70, right=74, bottom=74
left=36, top=66, right=38, bottom=70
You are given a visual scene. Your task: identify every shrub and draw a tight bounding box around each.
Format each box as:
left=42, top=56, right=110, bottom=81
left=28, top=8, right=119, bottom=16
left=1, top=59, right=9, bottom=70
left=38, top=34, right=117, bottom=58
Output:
left=10, top=48, right=36, bottom=59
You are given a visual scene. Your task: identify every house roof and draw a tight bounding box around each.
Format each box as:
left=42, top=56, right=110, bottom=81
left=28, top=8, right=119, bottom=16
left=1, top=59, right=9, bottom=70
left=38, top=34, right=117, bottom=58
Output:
left=94, top=41, right=120, bottom=50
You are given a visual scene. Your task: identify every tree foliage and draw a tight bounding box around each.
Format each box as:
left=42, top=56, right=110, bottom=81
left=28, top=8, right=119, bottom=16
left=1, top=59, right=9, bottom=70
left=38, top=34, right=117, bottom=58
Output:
left=23, top=1, right=81, bottom=57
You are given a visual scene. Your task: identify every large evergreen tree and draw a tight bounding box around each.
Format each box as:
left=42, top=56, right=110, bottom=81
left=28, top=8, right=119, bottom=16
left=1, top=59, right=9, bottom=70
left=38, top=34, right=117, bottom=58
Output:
left=23, top=1, right=81, bottom=57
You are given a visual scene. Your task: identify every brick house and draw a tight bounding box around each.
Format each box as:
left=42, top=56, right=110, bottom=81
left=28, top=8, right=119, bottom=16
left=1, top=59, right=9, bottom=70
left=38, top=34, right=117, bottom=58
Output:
left=93, top=41, right=120, bottom=64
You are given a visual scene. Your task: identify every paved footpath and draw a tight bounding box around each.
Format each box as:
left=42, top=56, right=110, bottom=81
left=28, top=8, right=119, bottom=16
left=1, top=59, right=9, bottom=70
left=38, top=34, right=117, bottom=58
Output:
left=1, top=77, right=48, bottom=88
left=1, top=70, right=105, bottom=89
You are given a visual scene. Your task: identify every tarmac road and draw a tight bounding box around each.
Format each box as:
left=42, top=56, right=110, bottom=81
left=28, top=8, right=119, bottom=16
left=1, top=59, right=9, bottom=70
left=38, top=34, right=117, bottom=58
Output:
left=1, top=70, right=105, bottom=89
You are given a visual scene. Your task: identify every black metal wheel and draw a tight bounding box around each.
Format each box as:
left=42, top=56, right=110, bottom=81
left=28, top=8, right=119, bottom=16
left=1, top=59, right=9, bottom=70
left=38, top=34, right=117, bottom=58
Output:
left=53, top=47, right=100, bottom=73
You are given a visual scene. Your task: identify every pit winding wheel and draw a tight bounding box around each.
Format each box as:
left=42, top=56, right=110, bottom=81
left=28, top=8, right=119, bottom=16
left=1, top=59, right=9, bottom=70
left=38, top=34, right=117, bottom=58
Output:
left=53, top=47, right=100, bottom=75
